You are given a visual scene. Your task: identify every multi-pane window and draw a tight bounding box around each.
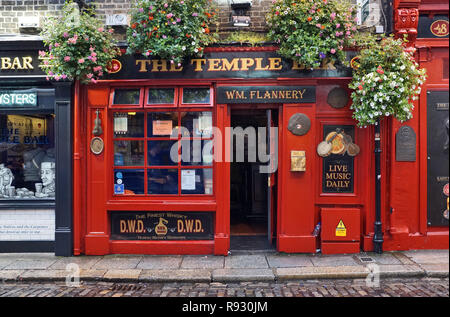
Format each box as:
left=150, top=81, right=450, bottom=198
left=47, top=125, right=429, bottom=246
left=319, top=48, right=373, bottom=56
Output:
left=111, top=87, right=213, bottom=196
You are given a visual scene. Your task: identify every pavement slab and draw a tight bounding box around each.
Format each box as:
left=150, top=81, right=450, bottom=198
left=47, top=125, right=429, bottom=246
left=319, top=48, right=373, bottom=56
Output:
left=137, top=256, right=182, bottom=269
left=266, top=254, right=313, bottom=268
left=2, top=258, right=58, bottom=270
left=49, top=256, right=103, bottom=270
left=19, top=270, right=69, bottom=280
left=276, top=266, right=368, bottom=280
left=139, top=269, right=211, bottom=282
left=403, top=250, right=449, bottom=264
left=310, top=255, right=360, bottom=267
left=103, top=269, right=142, bottom=281
left=212, top=268, right=275, bottom=282
left=224, top=255, right=269, bottom=269
left=420, top=264, right=450, bottom=277
left=0, top=270, right=23, bottom=281
left=91, top=255, right=142, bottom=270
left=181, top=255, right=224, bottom=269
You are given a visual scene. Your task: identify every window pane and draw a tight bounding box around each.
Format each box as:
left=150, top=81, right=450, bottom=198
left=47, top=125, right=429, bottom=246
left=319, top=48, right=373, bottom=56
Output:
left=0, top=113, right=55, bottom=200
left=113, top=112, right=144, bottom=138
left=148, top=88, right=175, bottom=104
left=181, top=140, right=213, bottom=166
left=148, top=169, right=178, bottom=195
left=181, top=168, right=213, bottom=195
left=182, top=88, right=210, bottom=104
left=114, top=169, right=144, bottom=195
left=180, top=111, right=212, bottom=138
left=114, top=141, right=145, bottom=166
left=148, top=140, right=178, bottom=166
left=147, top=112, right=179, bottom=138
left=113, top=89, right=140, bottom=105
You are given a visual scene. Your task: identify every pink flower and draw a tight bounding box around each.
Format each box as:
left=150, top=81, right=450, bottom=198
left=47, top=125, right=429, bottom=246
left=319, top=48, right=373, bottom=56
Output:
left=63, top=32, right=69, bottom=38
left=330, top=12, right=336, bottom=20
left=164, top=3, right=168, bottom=8
left=192, top=12, right=198, bottom=17
left=336, top=23, right=341, bottom=28
left=78, top=58, right=85, bottom=64
left=330, top=48, right=336, bottom=54
left=108, top=29, right=114, bottom=33
left=93, top=66, right=102, bottom=72
left=86, top=73, right=93, bottom=79
left=138, top=7, right=144, bottom=12
left=97, top=27, right=104, bottom=32
left=91, top=52, right=97, bottom=57
left=38, top=50, right=46, bottom=57
left=43, top=60, right=49, bottom=65
left=167, top=13, right=173, bottom=18
left=62, top=74, right=67, bottom=79
left=64, top=56, right=71, bottom=62
left=54, top=42, right=60, bottom=47
left=91, top=78, right=97, bottom=84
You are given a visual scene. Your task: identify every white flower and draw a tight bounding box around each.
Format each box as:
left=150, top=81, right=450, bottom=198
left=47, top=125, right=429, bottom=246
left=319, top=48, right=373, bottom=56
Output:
left=400, top=65, right=406, bottom=70
left=182, top=46, right=186, bottom=51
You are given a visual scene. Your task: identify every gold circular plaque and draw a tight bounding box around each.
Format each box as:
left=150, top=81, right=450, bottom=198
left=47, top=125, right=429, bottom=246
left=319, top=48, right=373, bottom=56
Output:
left=90, top=137, right=104, bottom=155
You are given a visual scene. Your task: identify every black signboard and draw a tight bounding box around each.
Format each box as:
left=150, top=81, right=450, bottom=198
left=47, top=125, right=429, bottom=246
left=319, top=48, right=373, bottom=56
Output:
left=104, top=50, right=352, bottom=80
left=427, top=90, right=449, bottom=226
left=418, top=15, right=449, bottom=39
left=0, top=50, right=46, bottom=78
left=110, top=211, right=214, bottom=240
left=396, top=125, right=416, bottom=162
left=217, top=86, right=315, bottom=104
left=322, top=125, right=355, bottom=193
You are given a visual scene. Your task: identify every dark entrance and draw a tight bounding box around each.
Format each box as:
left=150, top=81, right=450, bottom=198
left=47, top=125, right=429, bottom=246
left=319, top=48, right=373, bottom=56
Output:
left=229, top=107, right=278, bottom=251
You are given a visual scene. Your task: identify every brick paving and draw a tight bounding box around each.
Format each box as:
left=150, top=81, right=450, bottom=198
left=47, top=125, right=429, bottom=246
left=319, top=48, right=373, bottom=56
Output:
left=0, top=278, right=447, bottom=297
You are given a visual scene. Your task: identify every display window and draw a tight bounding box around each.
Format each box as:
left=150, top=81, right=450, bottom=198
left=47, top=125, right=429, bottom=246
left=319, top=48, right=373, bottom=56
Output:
left=111, top=86, right=214, bottom=197
left=0, top=88, right=55, bottom=201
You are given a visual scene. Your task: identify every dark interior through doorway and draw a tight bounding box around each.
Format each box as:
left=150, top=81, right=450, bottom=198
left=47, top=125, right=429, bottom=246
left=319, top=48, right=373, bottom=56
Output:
left=229, top=108, right=277, bottom=251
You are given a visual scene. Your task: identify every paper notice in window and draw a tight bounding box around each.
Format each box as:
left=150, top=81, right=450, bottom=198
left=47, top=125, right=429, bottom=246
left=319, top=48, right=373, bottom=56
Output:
left=114, top=116, right=128, bottom=134
left=181, top=170, right=196, bottom=190
left=153, top=120, right=173, bottom=135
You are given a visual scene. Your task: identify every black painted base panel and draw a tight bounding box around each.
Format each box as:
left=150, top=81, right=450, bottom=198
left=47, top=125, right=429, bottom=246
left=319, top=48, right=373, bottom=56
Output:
left=0, top=241, right=54, bottom=253
left=230, top=235, right=276, bottom=252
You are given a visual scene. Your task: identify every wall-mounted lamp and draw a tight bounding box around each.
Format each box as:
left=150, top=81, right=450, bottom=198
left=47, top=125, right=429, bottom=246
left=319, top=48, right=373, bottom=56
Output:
left=231, top=0, right=252, bottom=27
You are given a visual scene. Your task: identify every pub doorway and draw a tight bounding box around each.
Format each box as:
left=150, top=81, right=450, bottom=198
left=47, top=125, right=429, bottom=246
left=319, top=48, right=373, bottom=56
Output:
left=229, top=107, right=278, bottom=252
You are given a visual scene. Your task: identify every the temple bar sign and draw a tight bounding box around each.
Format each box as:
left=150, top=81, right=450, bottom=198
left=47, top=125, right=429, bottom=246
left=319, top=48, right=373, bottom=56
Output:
left=217, top=86, right=316, bottom=104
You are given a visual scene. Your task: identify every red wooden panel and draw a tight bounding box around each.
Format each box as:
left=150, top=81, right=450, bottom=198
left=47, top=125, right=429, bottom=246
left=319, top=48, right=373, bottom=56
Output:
left=321, top=208, right=360, bottom=242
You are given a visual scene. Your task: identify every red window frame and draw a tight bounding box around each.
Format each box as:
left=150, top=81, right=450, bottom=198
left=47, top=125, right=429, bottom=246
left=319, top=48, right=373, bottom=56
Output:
left=110, top=86, right=214, bottom=198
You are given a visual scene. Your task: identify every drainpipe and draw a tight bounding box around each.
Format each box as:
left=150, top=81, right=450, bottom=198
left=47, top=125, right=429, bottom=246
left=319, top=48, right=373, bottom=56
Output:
left=373, top=119, right=383, bottom=253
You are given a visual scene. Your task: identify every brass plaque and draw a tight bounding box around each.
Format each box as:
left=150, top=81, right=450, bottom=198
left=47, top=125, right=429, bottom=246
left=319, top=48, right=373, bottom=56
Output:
left=291, top=150, right=306, bottom=171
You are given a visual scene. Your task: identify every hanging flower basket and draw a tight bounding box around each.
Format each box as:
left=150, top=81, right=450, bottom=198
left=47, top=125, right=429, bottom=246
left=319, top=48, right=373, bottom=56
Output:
left=39, top=1, right=120, bottom=84
left=349, top=36, right=427, bottom=127
left=266, top=0, right=358, bottom=69
left=126, top=0, right=218, bottom=65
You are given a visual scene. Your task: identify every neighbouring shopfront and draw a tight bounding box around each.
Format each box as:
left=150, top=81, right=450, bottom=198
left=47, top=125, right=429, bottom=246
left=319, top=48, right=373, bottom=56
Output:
left=0, top=37, right=73, bottom=255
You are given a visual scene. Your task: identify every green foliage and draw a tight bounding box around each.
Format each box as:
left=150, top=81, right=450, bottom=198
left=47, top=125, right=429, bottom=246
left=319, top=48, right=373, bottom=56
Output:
left=126, top=0, right=219, bottom=65
left=349, top=35, right=427, bottom=127
left=266, top=0, right=358, bottom=69
left=223, top=32, right=269, bottom=46
left=39, top=1, right=120, bottom=84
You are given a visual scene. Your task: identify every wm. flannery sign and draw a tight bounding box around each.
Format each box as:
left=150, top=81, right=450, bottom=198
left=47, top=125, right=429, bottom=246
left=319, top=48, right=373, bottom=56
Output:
left=217, top=86, right=315, bottom=104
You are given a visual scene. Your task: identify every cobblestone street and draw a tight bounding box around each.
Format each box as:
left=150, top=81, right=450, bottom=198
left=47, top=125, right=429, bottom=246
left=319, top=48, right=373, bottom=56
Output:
left=0, top=278, right=448, bottom=297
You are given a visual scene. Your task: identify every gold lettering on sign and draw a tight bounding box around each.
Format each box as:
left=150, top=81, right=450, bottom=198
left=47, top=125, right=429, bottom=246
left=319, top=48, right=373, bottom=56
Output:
left=325, top=164, right=352, bottom=189
left=191, top=58, right=206, bottom=71
left=0, top=57, right=34, bottom=70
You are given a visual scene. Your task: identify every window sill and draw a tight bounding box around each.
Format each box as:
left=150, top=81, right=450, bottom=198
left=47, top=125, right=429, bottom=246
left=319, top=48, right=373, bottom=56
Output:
left=0, top=199, right=55, bottom=210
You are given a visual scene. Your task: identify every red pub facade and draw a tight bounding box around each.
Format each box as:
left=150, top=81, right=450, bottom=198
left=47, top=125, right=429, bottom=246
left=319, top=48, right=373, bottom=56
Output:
left=70, top=0, right=448, bottom=256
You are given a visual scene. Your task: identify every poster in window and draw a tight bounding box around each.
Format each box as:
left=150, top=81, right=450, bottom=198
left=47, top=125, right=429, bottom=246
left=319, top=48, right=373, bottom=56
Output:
left=152, top=120, right=173, bottom=136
